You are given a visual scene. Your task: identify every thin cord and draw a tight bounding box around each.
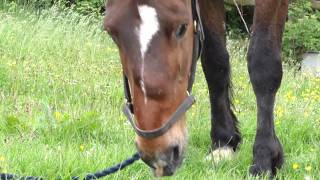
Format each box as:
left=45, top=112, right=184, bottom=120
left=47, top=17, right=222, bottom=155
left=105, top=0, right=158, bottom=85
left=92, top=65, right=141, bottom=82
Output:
left=232, top=0, right=251, bottom=35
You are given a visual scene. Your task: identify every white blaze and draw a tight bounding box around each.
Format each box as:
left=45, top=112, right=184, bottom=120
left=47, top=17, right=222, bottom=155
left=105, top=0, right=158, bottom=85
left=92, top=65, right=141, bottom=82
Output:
left=137, top=5, right=159, bottom=60
left=140, top=80, right=148, bottom=104
left=136, top=5, right=159, bottom=104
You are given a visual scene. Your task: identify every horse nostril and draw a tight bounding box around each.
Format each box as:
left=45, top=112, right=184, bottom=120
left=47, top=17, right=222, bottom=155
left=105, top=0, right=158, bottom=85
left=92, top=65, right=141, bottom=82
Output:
left=172, top=145, right=180, bottom=162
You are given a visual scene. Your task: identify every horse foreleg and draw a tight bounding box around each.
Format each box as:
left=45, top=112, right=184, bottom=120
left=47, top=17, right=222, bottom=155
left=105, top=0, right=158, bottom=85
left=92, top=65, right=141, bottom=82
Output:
left=199, top=0, right=241, bottom=162
left=248, top=0, right=288, bottom=176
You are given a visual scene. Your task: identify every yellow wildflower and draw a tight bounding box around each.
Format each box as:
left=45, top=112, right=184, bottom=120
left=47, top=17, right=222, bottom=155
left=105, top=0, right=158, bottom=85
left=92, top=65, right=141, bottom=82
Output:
left=285, top=91, right=296, bottom=102
left=54, top=112, right=62, bottom=122
left=292, top=163, right=299, bottom=170
left=234, top=99, right=240, bottom=105
left=0, top=155, right=5, bottom=161
left=305, top=165, right=312, bottom=172
left=80, top=145, right=85, bottom=152
left=276, top=106, right=284, bottom=118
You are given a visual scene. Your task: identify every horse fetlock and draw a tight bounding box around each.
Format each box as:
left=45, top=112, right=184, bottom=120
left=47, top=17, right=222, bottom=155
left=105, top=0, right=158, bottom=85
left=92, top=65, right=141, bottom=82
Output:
left=212, top=128, right=242, bottom=152
left=250, top=136, right=284, bottom=177
left=272, top=137, right=284, bottom=170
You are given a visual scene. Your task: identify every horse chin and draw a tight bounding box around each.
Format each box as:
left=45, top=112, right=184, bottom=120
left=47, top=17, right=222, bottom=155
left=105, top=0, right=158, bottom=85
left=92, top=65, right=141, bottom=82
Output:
left=151, top=149, right=185, bottom=177
left=138, top=137, right=187, bottom=177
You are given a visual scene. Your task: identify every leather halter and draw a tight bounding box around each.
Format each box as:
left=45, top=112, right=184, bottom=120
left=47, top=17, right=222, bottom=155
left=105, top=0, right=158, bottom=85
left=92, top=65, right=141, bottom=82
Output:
left=122, top=0, right=204, bottom=139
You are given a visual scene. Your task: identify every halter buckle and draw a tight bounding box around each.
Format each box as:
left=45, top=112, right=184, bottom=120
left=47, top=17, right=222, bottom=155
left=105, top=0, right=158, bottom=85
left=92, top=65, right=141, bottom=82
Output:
left=194, top=20, right=197, bottom=32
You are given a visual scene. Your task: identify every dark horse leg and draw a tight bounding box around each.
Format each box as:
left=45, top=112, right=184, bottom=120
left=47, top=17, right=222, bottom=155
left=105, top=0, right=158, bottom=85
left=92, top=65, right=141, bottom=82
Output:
left=199, top=0, right=241, bottom=156
left=248, top=0, right=288, bottom=176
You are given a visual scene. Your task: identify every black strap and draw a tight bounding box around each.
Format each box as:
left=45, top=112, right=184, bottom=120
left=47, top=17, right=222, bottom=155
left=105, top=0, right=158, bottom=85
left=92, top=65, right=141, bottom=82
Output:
left=188, top=0, right=204, bottom=93
left=192, top=0, right=205, bottom=44
left=123, top=75, right=133, bottom=113
left=123, top=95, right=195, bottom=139
left=188, top=30, right=200, bottom=93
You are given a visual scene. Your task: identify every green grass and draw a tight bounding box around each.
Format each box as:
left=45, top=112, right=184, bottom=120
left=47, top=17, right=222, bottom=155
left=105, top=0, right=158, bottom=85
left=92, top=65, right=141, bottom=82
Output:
left=0, top=6, right=320, bottom=180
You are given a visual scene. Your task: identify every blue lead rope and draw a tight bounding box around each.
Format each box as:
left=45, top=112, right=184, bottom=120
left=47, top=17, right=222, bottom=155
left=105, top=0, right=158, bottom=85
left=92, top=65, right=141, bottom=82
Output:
left=0, top=153, right=140, bottom=180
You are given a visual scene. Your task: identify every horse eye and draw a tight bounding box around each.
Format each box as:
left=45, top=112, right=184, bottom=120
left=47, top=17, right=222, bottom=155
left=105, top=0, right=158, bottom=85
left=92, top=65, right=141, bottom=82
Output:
left=175, top=24, right=188, bottom=39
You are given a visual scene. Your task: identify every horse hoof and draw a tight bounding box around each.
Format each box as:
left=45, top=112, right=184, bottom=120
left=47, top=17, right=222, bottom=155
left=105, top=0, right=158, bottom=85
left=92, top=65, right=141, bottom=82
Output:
left=205, top=147, right=234, bottom=164
left=249, top=164, right=272, bottom=177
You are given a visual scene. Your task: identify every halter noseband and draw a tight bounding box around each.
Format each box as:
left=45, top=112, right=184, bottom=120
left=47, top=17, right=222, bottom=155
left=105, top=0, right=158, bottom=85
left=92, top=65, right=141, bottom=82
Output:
left=122, top=0, right=204, bottom=139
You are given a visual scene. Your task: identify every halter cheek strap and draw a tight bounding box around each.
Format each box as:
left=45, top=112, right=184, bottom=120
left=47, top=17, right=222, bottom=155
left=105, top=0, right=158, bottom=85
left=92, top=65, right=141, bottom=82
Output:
left=122, top=0, right=204, bottom=139
left=189, top=0, right=204, bottom=93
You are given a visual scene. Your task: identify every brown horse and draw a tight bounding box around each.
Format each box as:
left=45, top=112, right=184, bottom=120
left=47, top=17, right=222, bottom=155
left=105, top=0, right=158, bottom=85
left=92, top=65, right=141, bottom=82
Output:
left=104, top=0, right=288, bottom=177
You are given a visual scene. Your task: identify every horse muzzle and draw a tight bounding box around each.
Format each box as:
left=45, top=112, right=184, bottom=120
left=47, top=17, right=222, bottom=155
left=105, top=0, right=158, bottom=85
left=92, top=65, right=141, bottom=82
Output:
left=139, top=144, right=185, bottom=177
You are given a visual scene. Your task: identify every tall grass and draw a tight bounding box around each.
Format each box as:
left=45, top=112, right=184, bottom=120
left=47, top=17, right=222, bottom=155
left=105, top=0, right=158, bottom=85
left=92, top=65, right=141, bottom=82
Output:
left=0, top=5, right=319, bottom=179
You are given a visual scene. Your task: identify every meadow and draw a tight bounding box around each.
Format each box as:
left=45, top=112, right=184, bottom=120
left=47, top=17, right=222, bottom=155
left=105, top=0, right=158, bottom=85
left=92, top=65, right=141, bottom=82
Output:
left=0, top=5, right=319, bottom=180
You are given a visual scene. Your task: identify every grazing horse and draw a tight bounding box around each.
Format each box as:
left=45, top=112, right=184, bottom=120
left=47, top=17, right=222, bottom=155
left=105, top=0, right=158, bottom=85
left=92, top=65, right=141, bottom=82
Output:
left=104, top=0, right=288, bottom=177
